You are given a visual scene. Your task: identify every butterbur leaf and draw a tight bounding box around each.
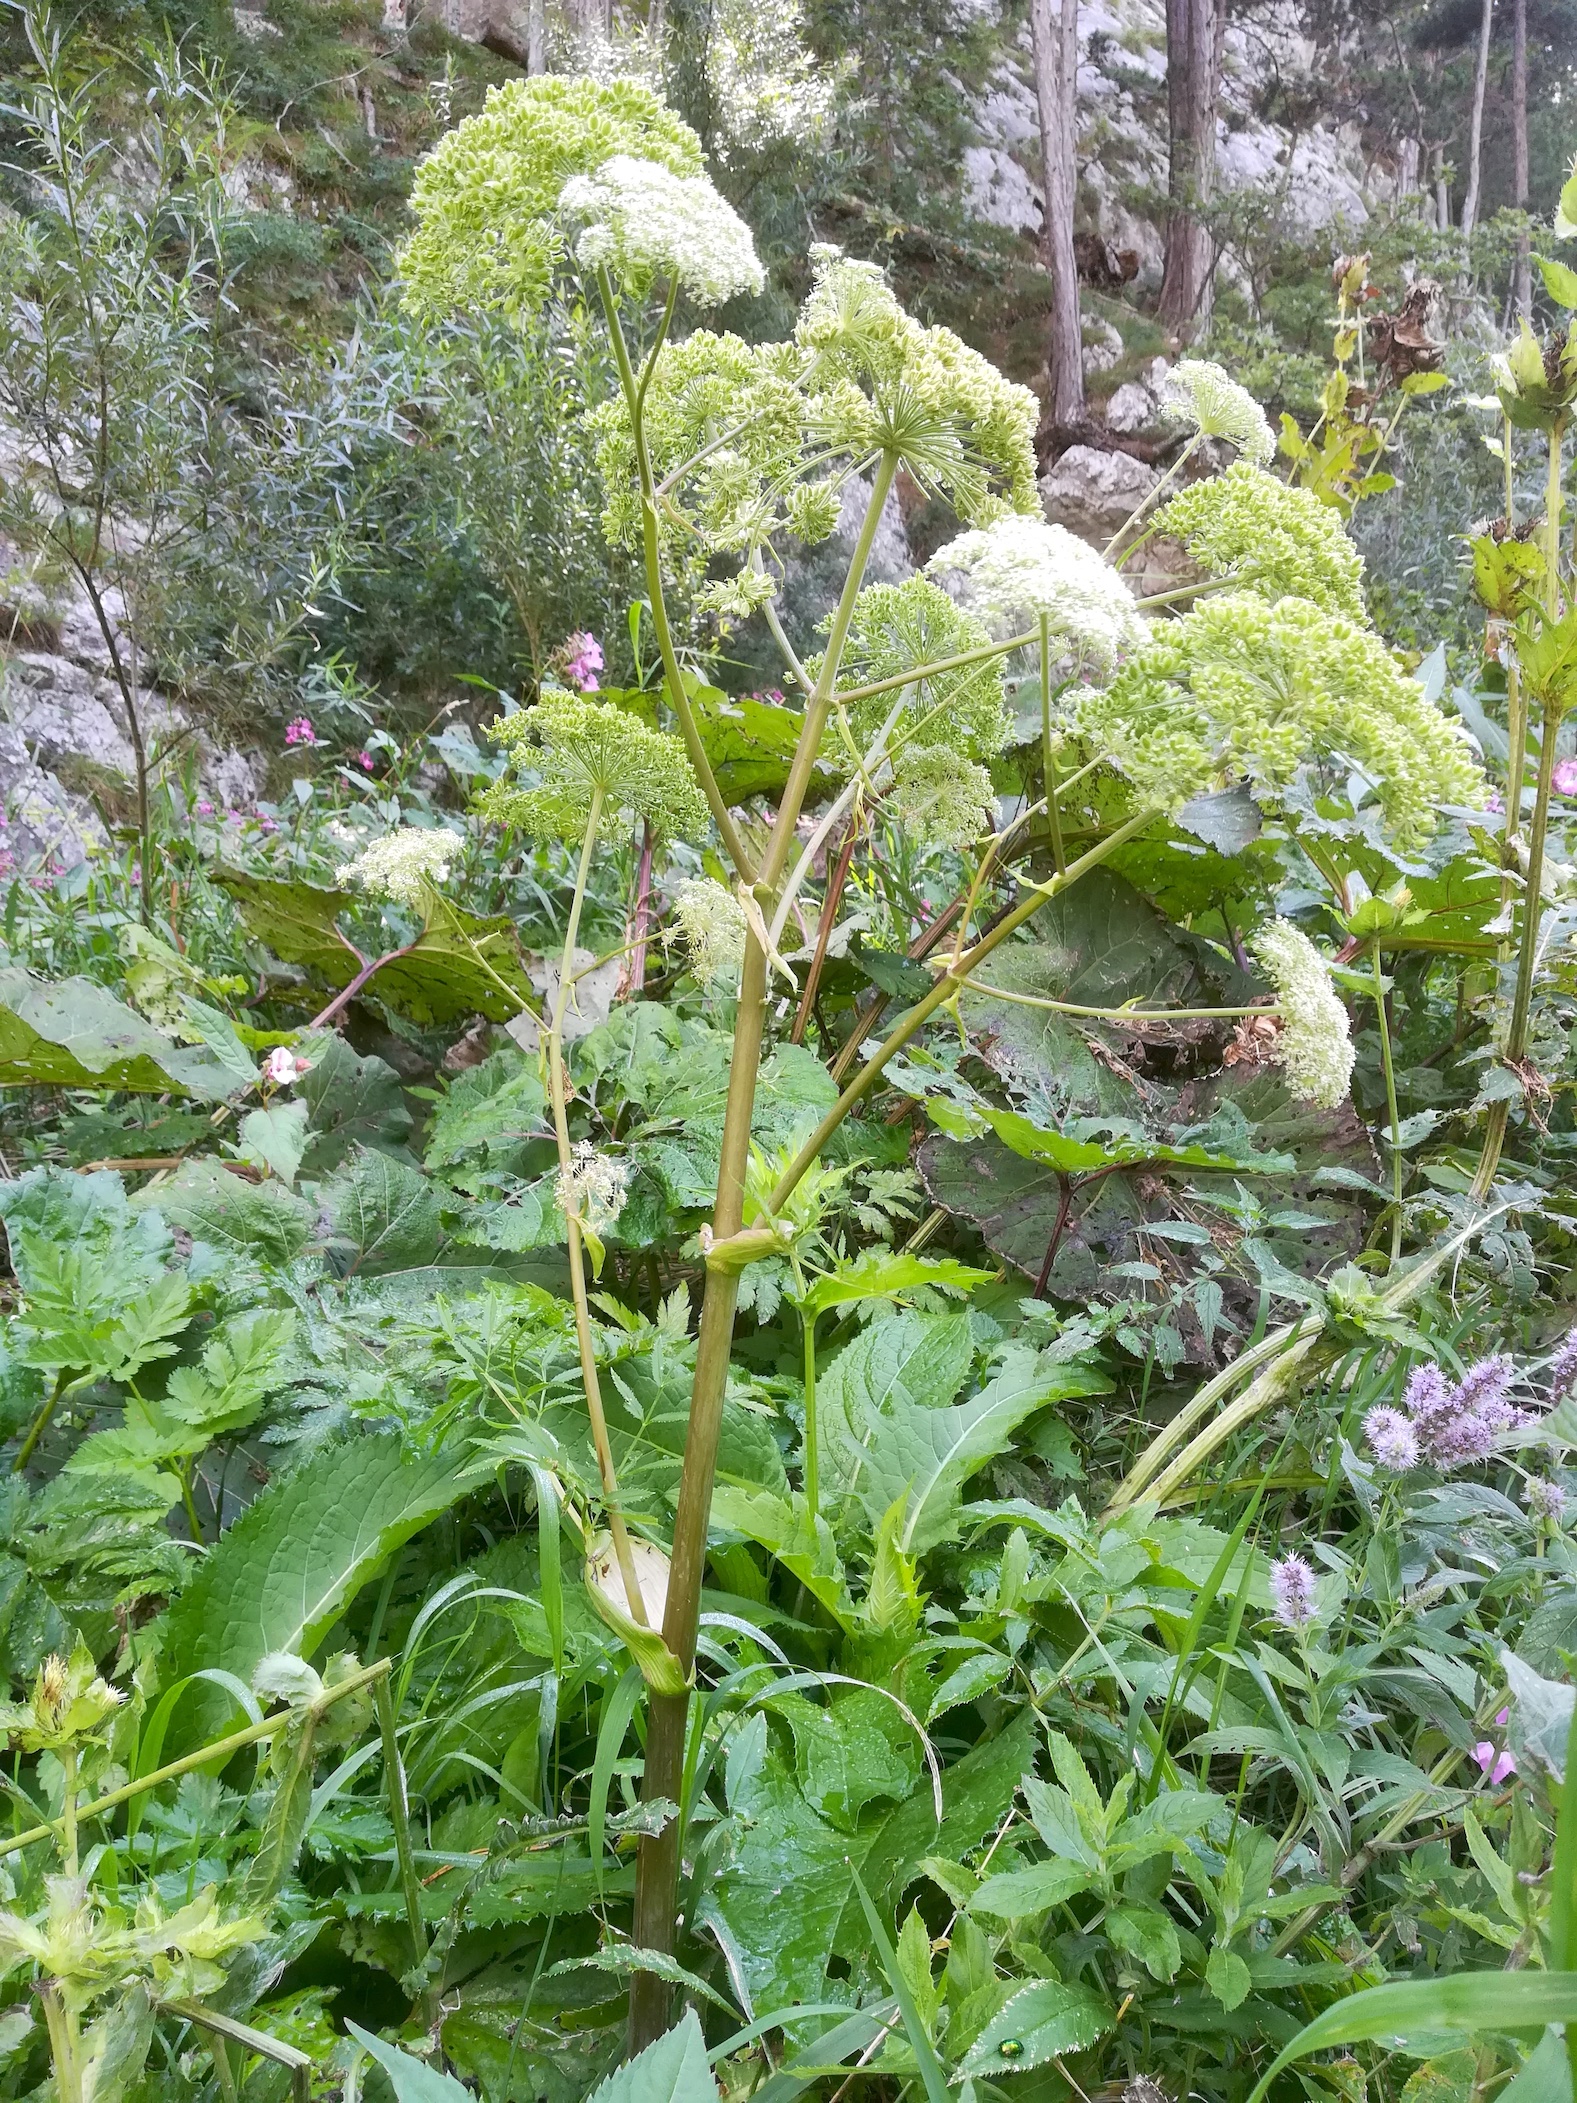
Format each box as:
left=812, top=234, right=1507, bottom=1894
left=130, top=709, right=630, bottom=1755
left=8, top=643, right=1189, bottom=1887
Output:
left=0, top=969, right=239, bottom=1100
left=961, top=1977, right=1113, bottom=2074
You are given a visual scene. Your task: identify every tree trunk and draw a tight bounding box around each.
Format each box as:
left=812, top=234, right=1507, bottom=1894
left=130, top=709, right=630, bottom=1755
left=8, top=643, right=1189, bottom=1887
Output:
left=1433, top=141, right=1451, bottom=230
left=1460, top=0, right=1495, bottom=238
left=1158, top=0, right=1219, bottom=336
left=1513, top=0, right=1531, bottom=315
left=1029, top=0, right=1083, bottom=421
left=1398, top=135, right=1420, bottom=198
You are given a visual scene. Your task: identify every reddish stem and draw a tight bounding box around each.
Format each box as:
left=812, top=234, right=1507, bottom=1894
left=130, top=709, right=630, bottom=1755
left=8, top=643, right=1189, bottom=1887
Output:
left=791, top=815, right=862, bottom=1046
left=307, top=942, right=416, bottom=1032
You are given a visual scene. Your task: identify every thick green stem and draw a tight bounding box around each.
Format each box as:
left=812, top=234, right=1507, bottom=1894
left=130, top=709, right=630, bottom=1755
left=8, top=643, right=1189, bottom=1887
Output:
left=1039, top=611, right=1065, bottom=876
left=628, top=456, right=900, bottom=2049
left=1372, top=943, right=1404, bottom=1262
left=1471, top=413, right=1566, bottom=1203
left=546, top=786, right=646, bottom=1628
left=14, top=1368, right=73, bottom=1475
left=37, top=1982, right=82, bottom=2103
left=374, top=1676, right=431, bottom=2011
left=598, top=267, right=752, bottom=879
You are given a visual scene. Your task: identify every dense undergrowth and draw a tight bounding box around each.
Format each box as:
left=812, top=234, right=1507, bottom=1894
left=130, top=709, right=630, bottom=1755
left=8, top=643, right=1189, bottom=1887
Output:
left=6, top=19, right=1577, bottom=2103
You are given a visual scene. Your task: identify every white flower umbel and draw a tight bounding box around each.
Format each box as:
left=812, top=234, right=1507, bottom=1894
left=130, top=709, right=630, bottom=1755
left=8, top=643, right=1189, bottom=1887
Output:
left=345, top=827, right=454, bottom=910
left=560, top=155, right=764, bottom=305
left=925, top=515, right=1146, bottom=676
left=1250, top=919, right=1356, bottom=1110
left=666, top=876, right=747, bottom=988
left=555, top=1139, right=631, bottom=1236
left=1160, top=359, right=1275, bottom=466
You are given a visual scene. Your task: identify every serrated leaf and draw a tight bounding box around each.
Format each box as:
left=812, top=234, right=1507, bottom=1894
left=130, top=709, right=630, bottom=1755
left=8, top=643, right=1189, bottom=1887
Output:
left=212, top=868, right=361, bottom=988
left=1541, top=256, right=1577, bottom=309
left=235, top=1101, right=310, bottom=1186
left=323, top=1149, right=442, bottom=1274
left=585, top=2011, right=719, bottom=2103
left=346, top=2024, right=474, bottom=2102
left=161, top=1432, right=483, bottom=1744
left=799, top=1250, right=991, bottom=1318
left=961, top=1977, right=1113, bottom=2074
left=136, top=1159, right=315, bottom=1266
left=1207, top=1944, right=1253, bottom=2009
left=690, top=681, right=809, bottom=804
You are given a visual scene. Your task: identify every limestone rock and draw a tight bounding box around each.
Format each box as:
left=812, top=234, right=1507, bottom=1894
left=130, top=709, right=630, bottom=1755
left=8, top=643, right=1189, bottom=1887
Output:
left=0, top=723, right=106, bottom=871
left=5, top=654, right=135, bottom=779
left=1039, top=445, right=1159, bottom=545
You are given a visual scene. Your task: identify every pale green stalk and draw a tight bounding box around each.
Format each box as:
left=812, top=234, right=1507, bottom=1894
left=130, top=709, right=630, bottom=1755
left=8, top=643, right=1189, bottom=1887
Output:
left=374, top=1676, right=430, bottom=2007
left=597, top=265, right=752, bottom=880
left=1472, top=411, right=1567, bottom=1200
left=1040, top=610, right=1065, bottom=876
left=1105, top=432, right=1202, bottom=564
left=544, top=784, right=646, bottom=1628
left=1372, top=943, right=1405, bottom=1261
left=628, top=452, right=900, bottom=2046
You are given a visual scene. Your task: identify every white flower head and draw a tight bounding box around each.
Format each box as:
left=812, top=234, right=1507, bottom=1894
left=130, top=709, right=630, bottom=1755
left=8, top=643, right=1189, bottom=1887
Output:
left=1250, top=919, right=1356, bottom=1110
left=559, top=155, right=764, bottom=306
left=556, top=1139, right=630, bottom=1236
left=1160, top=359, right=1276, bottom=466
left=925, top=516, right=1146, bottom=676
left=344, top=827, right=454, bottom=910
left=666, top=876, right=747, bottom=988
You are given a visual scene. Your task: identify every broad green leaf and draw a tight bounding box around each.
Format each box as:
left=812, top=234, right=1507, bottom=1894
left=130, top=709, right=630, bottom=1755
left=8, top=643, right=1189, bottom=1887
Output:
left=1107, top=1902, right=1182, bottom=1981
left=424, top=1049, right=549, bottom=1169
left=162, top=1432, right=483, bottom=1741
left=773, top=1688, right=920, bottom=1832
left=857, top=1707, right=1037, bottom=1926
left=212, top=868, right=361, bottom=988
left=1558, top=162, right=1577, bottom=240
left=1540, top=256, right=1577, bottom=309
left=296, top=1034, right=414, bottom=1172
left=961, top=1977, right=1113, bottom=2075
left=0, top=969, right=239, bottom=1100
left=1244, top=1974, right=1577, bottom=2103
left=235, top=1101, right=310, bottom=1186
left=137, top=1160, right=315, bottom=1267
left=690, top=682, right=810, bottom=804
left=856, top=1343, right=1112, bottom=1554
left=372, top=891, right=536, bottom=1025
left=322, top=1149, right=442, bottom=1274
left=929, top=1099, right=1292, bottom=1179
left=585, top=2011, right=719, bottom=2103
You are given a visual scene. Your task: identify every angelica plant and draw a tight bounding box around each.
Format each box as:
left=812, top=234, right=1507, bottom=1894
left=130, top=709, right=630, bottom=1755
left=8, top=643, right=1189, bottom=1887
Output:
left=398, top=71, right=1493, bottom=2050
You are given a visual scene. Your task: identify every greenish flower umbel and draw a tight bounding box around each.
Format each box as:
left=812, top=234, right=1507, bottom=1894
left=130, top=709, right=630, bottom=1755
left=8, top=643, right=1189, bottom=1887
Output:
left=1250, top=919, right=1356, bottom=1110
left=590, top=247, right=1040, bottom=575
left=400, top=76, right=704, bottom=322
left=820, top=577, right=1010, bottom=762
left=887, top=743, right=996, bottom=850
left=1078, top=592, right=1484, bottom=848
left=1156, top=462, right=1367, bottom=623
left=481, top=698, right=709, bottom=841
left=1160, top=359, right=1275, bottom=465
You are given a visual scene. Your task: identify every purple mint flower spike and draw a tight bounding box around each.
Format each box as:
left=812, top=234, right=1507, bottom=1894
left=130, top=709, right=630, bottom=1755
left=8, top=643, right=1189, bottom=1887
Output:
left=1270, top=1553, right=1317, bottom=1629
left=1365, top=1405, right=1419, bottom=1472
left=1549, top=1333, right=1577, bottom=1400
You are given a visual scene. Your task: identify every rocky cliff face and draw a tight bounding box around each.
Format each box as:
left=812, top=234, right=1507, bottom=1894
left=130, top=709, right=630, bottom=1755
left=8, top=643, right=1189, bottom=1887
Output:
left=966, top=0, right=1376, bottom=290
left=0, top=559, right=263, bottom=878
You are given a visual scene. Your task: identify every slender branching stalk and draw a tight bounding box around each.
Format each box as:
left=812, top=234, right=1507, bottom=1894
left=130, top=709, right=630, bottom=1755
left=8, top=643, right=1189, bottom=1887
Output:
left=544, top=784, right=647, bottom=1626
left=1039, top=610, right=1066, bottom=875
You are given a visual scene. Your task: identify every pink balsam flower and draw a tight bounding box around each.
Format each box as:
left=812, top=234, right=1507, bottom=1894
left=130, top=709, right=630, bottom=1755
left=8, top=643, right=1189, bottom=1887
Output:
left=284, top=716, right=315, bottom=748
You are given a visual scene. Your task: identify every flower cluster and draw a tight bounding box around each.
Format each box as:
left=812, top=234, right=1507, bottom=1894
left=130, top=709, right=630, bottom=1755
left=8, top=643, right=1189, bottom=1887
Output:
left=555, top=1139, right=630, bottom=1235
left=1155, top=462, right=1367, bottom=623
left=887, top=743, right=995, bottom=850
left=925, top=515, right=1147, bottom=675
left=284, top=715, right=315, bottom=748
left=560, top=632, right=604, bottom=692
left=666, top=876, right=747, bottom=987
left=1249, top=920, right=1355, bottom=1110
left=560, top=155, right=764, bottom=305
left=345, top=827, right=455, bottom=909
left=262, top=1046, right=311, bottom=1089
left=1526, top=1477, right=1568, bottom=1522
left=1549, top=1331, right=1577, bottom=1397
left=1365, top=1355, right=1534, bottom=1473
left=400, top=75, right=704, bottom=321
left=590, top=246, right=1041, bottom=569
left=1160, top=359, right=1275, bottom=465
left=481, top=697, right=707, bottom=841
left=1078, top=593, right=1485, bottom=849
left=822, top=577, right=1009, bottom=762
left=1269, top=1552, right=1317, bottom=1629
